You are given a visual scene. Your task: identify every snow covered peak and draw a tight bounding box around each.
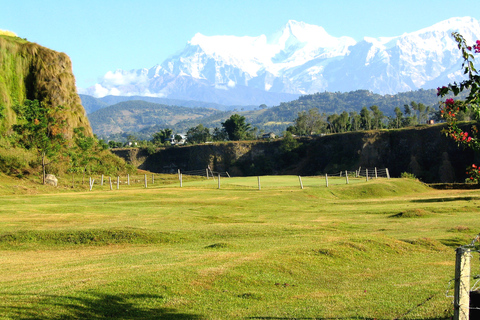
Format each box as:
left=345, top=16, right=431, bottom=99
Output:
left=86, top=17, right=480, bottom=101
left=422, top=16, right=479, bottom=33
left=282, top=20, right=329, bottom=42
left=273, top=20, right=356, bottom=49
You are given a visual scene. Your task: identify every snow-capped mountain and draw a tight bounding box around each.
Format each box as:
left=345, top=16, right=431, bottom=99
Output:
left=83, top=17, right=480, bottom=106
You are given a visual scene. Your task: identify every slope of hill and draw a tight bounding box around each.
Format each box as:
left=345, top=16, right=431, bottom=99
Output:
left=88, top=100, right=220, bottom=135
left=0, top=34, right=92, bottom=137
left=79, top=94, right=237, bottom=113
left=89, top=89, right=448, bottom=138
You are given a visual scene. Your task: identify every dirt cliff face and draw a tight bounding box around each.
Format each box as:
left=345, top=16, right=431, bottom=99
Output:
left=0, top=35, right=92, bottom=137
left=113, top=124, right=476, bottom=183
left=303, top=125, right=473, bottom=182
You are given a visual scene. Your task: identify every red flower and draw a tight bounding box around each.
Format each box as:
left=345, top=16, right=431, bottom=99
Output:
left=445, top=98, right=455, bottom=105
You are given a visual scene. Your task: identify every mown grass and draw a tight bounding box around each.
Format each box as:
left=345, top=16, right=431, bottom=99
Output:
left=0, top=175, right=478, bottom=319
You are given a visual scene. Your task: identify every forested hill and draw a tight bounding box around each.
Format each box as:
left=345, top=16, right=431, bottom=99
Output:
left=88, top=89, right=459, bottom=138
left=255, top=89, right=443, bottom=121
left=237, top=89, right=453, bottom=134
left=88, top=100, right=220, bottom=136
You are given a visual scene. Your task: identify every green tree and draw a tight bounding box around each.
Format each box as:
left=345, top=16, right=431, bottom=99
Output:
left=212, top=127, right=228, bottom=141
left=337, top=111, right=350, bottom=132
left=393, top=107, right=403, bottom=128
left=417, top=103, right=427, bottom=124
left=108, top=140, right=123, bottom=148
left=12, top=99, right=66, bottom=184
left=222, top=114, right=251, bottom=141
left=402, top=104, right=416, bottom=127
left=350, top=111, right=361, bottom=131
left=360, top=107, right=372, bottom=130
left=186, top=124, right=211, bottom=144
left=327, top=114, right=340, bottom=133
left=290, top=109, right=326, bottom=135
left=152, top=128, right=173, bottom=145
left=370, top=105, right=384, bottom=129
left=68, top=127, right=99, bottom=184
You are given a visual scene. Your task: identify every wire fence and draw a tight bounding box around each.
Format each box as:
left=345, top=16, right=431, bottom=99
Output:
left=64, top=167, right=391, bottom=191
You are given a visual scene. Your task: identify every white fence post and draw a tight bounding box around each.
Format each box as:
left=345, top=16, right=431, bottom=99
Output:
left=258, top=176, right=261, bottom=190
left=346, top=170, right=349, bottom=184
left=180, top=173, right=183, bottom=187
left=218, top=174, right=221, bottom=189
left=454, top=247, right=471, bottom=320
left=375, top=167, right=378, bottom=179
left=325, top=174, right=329, bottom=188
left=144, top=174, right=147, bottom=188
left=386, top=168, right=390, bottom=179
left=117, top=176, right=120, bottom=190
left=298, top=176, right=303, bottom=189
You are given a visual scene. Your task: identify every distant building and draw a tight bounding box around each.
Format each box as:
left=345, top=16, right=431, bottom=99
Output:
left=428, top=120, right=435, bottom=125
left=170, top=134, right=186, bottom=145
left=262, top=132, right=276, bottom=139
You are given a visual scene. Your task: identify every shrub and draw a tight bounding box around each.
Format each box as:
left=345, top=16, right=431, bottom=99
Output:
left=401, top=172, right=416, bottom=179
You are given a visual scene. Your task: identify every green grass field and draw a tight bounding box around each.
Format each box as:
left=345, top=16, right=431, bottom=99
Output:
left=0, top=174, right=479, bottom=319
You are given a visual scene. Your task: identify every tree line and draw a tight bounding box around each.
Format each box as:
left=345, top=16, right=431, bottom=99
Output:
left=286, top=102, right=443, bottom=135
left=111, top=97, right=477, bottom=149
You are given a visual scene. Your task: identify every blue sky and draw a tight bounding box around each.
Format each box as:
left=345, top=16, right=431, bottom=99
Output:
left=2, top=0, right=480, bottom=90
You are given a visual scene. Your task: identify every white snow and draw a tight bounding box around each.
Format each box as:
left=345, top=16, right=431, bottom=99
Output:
left=86, top=16, right=480, bottom=98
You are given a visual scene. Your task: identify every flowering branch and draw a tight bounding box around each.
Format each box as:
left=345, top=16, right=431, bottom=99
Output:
left=437, top=32, right=480, bottom=182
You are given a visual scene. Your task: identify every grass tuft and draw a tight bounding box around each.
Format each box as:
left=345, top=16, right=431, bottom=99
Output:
left=237, top=293, right=263, bottom=300
left=204, top=242, right=230, bottom=249
left=390, top=208, right=430, bottom=218
left=448, top=225, right=471, bottom=233
left=439, top=235, right=473, bottom=247
left=403, top=237, right=447, bottom=251
left=0, top=228, right=177, bottom=247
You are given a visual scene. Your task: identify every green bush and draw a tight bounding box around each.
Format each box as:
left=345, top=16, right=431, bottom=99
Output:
left=401, top=172, right=416, bottom=179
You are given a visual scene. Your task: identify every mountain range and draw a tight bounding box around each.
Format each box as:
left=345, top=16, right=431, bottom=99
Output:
left=81, top=17, right=480, bottom=106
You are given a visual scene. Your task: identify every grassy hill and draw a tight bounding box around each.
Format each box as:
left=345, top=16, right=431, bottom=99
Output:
left=0, top=34, right=135, bottom=179
left=0, top=34, right=91, bottom=137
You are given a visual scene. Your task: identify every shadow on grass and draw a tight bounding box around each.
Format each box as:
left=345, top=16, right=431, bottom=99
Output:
left=410, top=196, right=480, bottom=203
left=246, top=317, right=452, bottom=320
left=1, top=292, right=204, bottom=319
